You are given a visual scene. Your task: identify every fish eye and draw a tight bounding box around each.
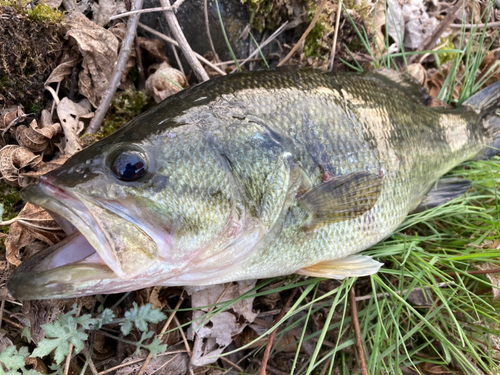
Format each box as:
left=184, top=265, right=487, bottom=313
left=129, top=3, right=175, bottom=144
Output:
left=111, top=150, right=147, bottom=181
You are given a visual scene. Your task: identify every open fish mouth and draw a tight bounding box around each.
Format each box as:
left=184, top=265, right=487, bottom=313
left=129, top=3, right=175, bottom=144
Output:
left=8, top=176, right=160, bottom=300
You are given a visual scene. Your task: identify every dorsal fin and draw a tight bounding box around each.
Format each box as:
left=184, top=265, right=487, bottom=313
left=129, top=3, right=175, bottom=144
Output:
left=365, top=68, right=431, bottom=105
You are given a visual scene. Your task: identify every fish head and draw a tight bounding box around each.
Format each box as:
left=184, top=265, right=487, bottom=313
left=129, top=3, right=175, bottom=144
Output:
left=9, top=122, right=246, bottom=299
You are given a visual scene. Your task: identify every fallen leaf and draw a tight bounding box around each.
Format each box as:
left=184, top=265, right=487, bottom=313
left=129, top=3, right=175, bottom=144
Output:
left=5, top=202, right=65, bottom=266
left=145, top=62, right=188, bottom=103
left=91, top=0, right=117, bottom=26
left=63, top=11, right=119, bottom=107
left=0, top=106, right=26, bottom=131
left=138, top=37, right=169, bottom=62
left=186, top=280, right=257, bottom=366
left=402, top=0, right=440, bottom=49
left=116, top=350, right=188, bottom=375
left=407, top=63, right=427, bottom=86
left=0, top=145, right=43, bottom=187
left=56, top=97, right=93, bottom=155
left=45, top=50, right=81, bottom=87
left=16, top=118, right=62, bottom=153
left=25, top=357, right=48, bottom=374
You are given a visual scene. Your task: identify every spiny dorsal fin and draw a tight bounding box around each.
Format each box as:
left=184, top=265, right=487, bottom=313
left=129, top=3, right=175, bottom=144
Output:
left=365, top=69, right=430, bottom=105
left=299, top=171, right=383, bottom=229
left=412, top=178, right=472, bottom=213
left=297, top=255, right=383, bottom=279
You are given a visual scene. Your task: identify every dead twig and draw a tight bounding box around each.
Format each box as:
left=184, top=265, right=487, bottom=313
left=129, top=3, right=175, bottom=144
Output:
left=0, top=299, right=5, bottom=329
left=329, top=0, right=343, bottom=72
left=230, top=22, right=289, bottom=73
left=258, top=288, right=298, bottom=375
left=204, top=0, right=220, bottom=63
left=137, top=294, right=185, bottom=375
left=408, top=0, right=469, bottom=64
left=161, top=0, right=209, bottom=82
left=349, top=285, right=368, bottom=375
left=97, top=350, right=188, bottom=375
left=278, top=0, right=328, bottom=67
left=448, top=21, right=500, bottom=29
left=87, top=0, right=144, bottom=134
left=138, top=23, right=226, bottom=76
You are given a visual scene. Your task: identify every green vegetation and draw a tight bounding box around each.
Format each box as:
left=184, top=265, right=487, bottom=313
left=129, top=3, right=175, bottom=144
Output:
left=97, top=88, right=149, bottom=140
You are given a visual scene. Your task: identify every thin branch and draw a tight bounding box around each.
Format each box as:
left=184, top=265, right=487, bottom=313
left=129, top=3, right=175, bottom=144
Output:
left=349, top=286, right=368, bottom=375
left=408, top=0, right=469, bottom=64
left=258, top=288, right=298, bottom=375
left=204, top=0, right=220, bottom=63
left=448, top=21, right=500, bottom=29
left=97, top=350, right=188, bottom=375
left=278, top=0, right=328, bottom=67
left=87, top=0, right=144, bottom=134
left=0, top=299, right=5, bottom=329
left=161, top=0, right=209, bottom=82
left=138, top=23, right=226, bottom=76
left=230, top=21, right=289, bottom=73
left=328, top=0, right=343, bottom=72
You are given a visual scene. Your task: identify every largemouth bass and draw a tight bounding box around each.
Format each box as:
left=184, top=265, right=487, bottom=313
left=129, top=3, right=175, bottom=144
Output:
left=8, top=68, right=500, bottom=300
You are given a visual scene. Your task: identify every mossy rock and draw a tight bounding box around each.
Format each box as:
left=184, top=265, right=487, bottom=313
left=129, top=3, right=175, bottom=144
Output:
left=0, top=4, right=64, bottom=110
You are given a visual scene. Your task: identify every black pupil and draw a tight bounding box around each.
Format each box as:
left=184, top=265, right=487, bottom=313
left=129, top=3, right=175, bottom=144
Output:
left=112, top=152, right=147, bottom=181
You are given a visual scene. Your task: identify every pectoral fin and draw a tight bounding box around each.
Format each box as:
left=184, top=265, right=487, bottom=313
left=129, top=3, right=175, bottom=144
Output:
left=412, top=178, right=472, bottom=213
left=300, top=171, right=382, bottom=229
left=297, top=255, right=383, bottom=279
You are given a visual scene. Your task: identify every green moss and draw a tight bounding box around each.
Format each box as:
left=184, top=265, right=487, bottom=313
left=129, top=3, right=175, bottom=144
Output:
left=96, top=89, right=149, bottom=140
left=435, top=35, right=458, bottom=66
left=0, top=183, right=21, bottom=234
left=27, top=3, right=64, bottom=23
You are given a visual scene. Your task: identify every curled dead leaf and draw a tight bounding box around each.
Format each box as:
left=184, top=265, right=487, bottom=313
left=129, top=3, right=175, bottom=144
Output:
left=145, top=62, right=188, bottom=103
left=0, top=145, right=43, bottom=187
left=476, top=263, right=500, bottom=301
left=16, top=117, right=62, bottom=153
left=0, top=106, right=26, bottom=131
left=5, top=203, right=65, bottom=267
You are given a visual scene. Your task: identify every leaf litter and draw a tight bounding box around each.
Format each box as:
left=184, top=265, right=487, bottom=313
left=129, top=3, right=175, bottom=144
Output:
left=0, top=0, right=500, bottom=373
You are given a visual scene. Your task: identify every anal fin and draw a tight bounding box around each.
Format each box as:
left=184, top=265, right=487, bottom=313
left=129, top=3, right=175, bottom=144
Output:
left=413, top=178, right=472, bottom=213
left=297, top=255, right=383, bottom=279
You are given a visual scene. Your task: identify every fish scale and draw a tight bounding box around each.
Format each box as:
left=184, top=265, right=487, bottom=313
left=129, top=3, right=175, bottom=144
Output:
left=8, top=68, right=500, bottom=299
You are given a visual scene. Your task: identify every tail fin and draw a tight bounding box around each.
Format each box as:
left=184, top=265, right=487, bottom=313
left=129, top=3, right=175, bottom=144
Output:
left=463, top=81, right=500, bottom=159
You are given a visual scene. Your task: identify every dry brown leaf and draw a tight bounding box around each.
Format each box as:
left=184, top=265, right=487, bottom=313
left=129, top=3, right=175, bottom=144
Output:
left=56, top=97, right=93, bottom=155
left=145, top=62, right=188, bottom=103
left=0, top=145, right=43, bottom=187
left=45, top=50, right=81, bottom=86
left=25, top=357, right=48, bottom=374
left=6, top=221, right=36, bottom=266
left=186, top=280, right=257, bottom=366
left=16, top=118, right=62, bottom=153
left=407, top=63, right=427, bottom=86
left=91, top=0, right=118, bottom=26
left=427, top=62, right=465, bottom=100
left=138, top=37, right=169, bottom=62
left=116, top=350, right=189, bottom=375
left=20, top=153, right=71, bottom=178
left=0, top=106, right=25, bottom=131
left=63, top=11, right=119, bottom=107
